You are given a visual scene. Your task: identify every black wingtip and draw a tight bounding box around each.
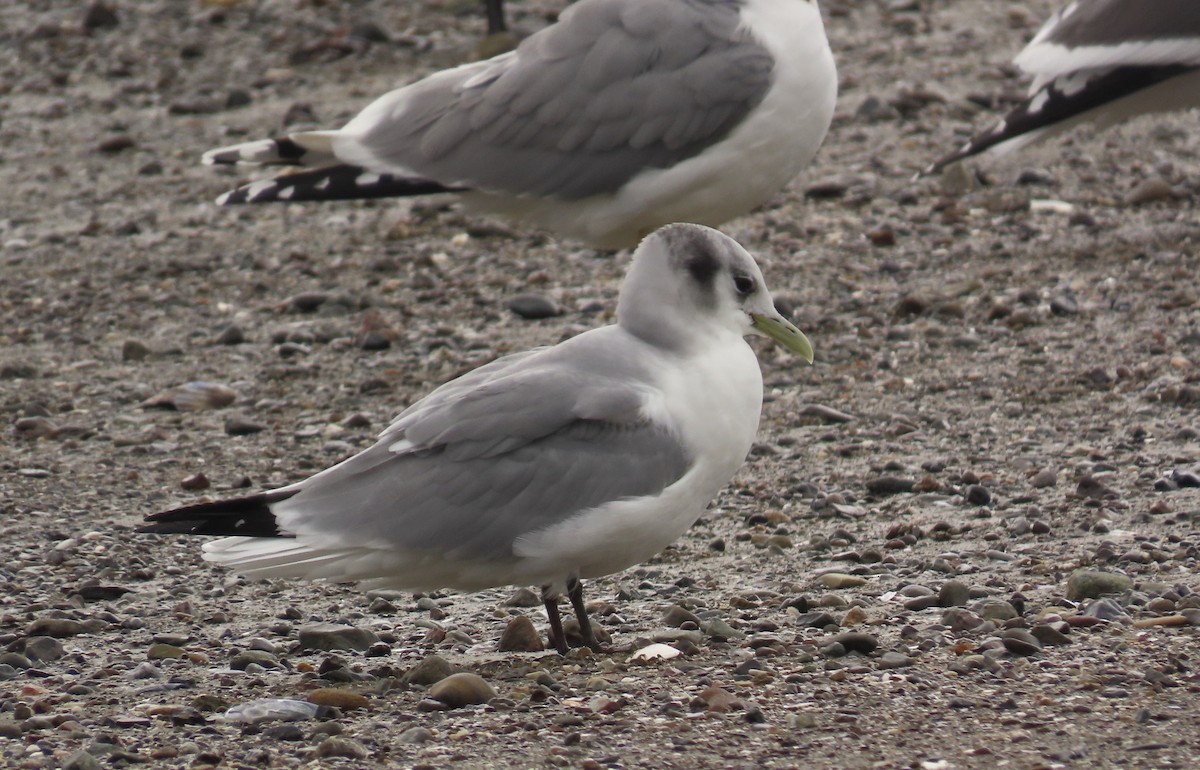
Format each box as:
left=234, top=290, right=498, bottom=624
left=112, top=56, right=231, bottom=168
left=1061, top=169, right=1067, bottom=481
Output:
left=138, top=490, right=298, bottom=537
left=216, top=165, right=464, bottom=206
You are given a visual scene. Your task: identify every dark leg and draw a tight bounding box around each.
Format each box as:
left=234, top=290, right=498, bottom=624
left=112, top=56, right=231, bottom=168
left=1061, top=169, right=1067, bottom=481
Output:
left=567, top=577, right=606, bottom=653
left=483, top=0, right=507, bottom=34
left=541, top=584, right=569, bottom=655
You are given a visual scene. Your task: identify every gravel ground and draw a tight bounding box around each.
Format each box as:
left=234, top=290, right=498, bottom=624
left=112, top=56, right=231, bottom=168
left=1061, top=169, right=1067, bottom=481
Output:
left=3, top=1, right=1200, bottom=768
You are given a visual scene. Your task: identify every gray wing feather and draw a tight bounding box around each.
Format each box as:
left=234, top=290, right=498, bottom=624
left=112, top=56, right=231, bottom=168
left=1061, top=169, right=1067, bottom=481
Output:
left=353, top=0, right=773, bottom=200
left=272, top=331, right=692, bottom=562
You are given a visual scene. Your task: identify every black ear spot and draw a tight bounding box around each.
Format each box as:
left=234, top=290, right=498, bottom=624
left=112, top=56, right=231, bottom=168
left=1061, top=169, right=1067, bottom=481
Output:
left=685, top=245, right=721, bottom=286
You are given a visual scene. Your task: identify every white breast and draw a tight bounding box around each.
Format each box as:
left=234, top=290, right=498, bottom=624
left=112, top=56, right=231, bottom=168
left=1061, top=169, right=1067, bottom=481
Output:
left=511, top=331, right=763, bottom=585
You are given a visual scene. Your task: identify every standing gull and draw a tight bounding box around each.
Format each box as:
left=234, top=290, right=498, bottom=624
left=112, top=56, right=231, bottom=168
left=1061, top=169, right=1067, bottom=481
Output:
left=202, top=0, right=837, bottom=249
left=138, top=224, right=814, bottom=654
left=927, top=0, right=1200, bottom=174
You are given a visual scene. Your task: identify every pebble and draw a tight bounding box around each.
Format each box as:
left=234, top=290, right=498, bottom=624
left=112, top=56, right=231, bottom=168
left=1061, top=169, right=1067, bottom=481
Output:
left=817, top=573, right=867, bottom=589
left=663, top=605, right=701, bottom=627
left=297, top=623, right=378, bottom=652
left=399, top=726, right=434, bottom=744
left=1030, top=624, right=1071, bottom=646
left=147, top=643, right=186, bottom=660
left=964, top=484, right=991, bottom=505
left=798, top=403, right=855, bottom=423
left=307, top=689, right=370, bottom=710
left=1082, top=598, right=1129, bottom=621
left=1067, top=570, right=1133, bottom=600
left=264, top=724, right=305, bottom=741
left=403, top=654, right=454, bottom=686
left=63, top=751, right=104, bottom=770
left=27, top=617, right=83, bottom=637
left=1124, top=177, right=1174, bottom=205
left=1030, top=468, right=1057, bottom=488
left=497, top=615, right=544, bottom=652
left=141, top=382, right=238, bottom=411
left=508, top=294, right=562, bottom=319
left=215, top=324, right=246, bottom=345
left=504, top=587, right=541, bottom=607
left=877, top=651, right=913, bottom=669
left=977, top=600, right=1018, bottom=621
left=866, top=476, right=915, bottom=495
left=702, top=618, right=742, bottom=640
left=314, top=737, right=369, bottom=759
left=430, top=673, right=496, bottom=708
left=1001, top=629, right=1041, bottom=656
left=630, top=643, right=681, bottom=661
left=24, top=636, right=64, bottom=662
left=829, top=632, right=878, bottom=654
left=180, top=472, right=210, bottom=491
left=122, top=339, right=151, bottom=361
left=794, top=611, right=837, bottom=628
left=222, top=699, right=320, bottom=724
left=938, top=580, right=970, bottom=607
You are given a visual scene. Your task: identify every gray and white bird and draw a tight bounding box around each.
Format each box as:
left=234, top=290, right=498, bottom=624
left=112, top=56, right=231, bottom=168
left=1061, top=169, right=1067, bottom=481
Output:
left=202, top=0, right=837, bottom=249
left=928, top=0, right=1200, bottom=174
left=139, top=223, right=814, bottom=654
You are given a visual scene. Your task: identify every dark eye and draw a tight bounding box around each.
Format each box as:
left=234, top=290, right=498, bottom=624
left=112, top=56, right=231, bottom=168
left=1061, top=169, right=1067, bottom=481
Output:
left=733, top=273, right=756, bottom=296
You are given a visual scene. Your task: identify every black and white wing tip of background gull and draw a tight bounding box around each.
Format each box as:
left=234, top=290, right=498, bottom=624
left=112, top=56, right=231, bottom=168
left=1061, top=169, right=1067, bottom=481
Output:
left=926, top=0, right=1200, bottom=175
left=138, top=223, right=814, bottom=656
left=201, top=0, right=837, bottom=249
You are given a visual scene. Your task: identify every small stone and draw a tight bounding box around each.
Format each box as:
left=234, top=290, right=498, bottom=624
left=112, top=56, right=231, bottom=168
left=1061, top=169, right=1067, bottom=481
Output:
left=403, top=654, right=454, bottom=686
left=83, top=1, right=119, bottom=30
left=225, top=417, right=267, bottom=436
left=497, top=615, right=544, bottom=652
left=1082, top=598, right=1129, bottom=621
left=1067, top=570, right=1133, bottom=601
left=817, top=573, right=866, bottom=589
left=696, top=685, right=740, bottom=713
left=222, top=699, right=320, bottom=724
left=867, top=224, right=896, bottom=247
left=297, top=623, right=378, bottom=652
left=866, top=476, right=915, bottom=495
left=829, top=632, right=878, bottom=654
left=122, top=339, right=151, bottom=361
left=141, top=382, right=237, bottom=411
left=964, top=484, right=991, bottom=505
left=503, top=587, right=541, bottom=607
left=877, top=651, right=913, bottom=669
left=96, top=135, right=135, bottom=154
left=215, top=324, right=245, bottom=345
left=264, top=724, right=305, bottom=741
left=663, top=605, right=701, bottom=627
left=289, top=292, right=331, bottom=313
left=1030, top=624, right=1071, bottom=646
left=630, top=643, right=682, bottom=661
left=63, top=750, right=104, bottom=770
left=24, top=636, right=65, bottom=662
left=28, top=617, right=83, bottom=637
left=307, top=689, right=370, bottom=710
left=792, top=610, right=834, bottom=631
left=508, top=294, right=562, bottom=319
left=399, top=726, right=434, bottom=744
left=1001, top=629, right=1041, bottom=656
left=314, top=737, right=368, bottom=759
left=702, top=618, right=743, bottom=640
left=430, top=673, right=496, bottom=708
left=1124, top=177, right=1174, bottom=206
left=798, top=404, right=855, bottom=423
left=13, top=416, right=59, bottom=440
left=938, top=580, right=970, bottom=607
left=147, top=643, right=186, bottom=660
left=977, top=600, right=1019, bottom=622
left=180, top=472, right=210, bottom=491
left=1030, top=468, right=1057, bottom=488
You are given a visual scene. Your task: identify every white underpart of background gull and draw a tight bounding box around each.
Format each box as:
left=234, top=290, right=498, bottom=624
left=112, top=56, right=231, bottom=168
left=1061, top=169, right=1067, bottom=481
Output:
left=201, top=0, right=837, bottom=249
left=139, top=223, right=814, bottom=654
left=927, top=0, right=1200, bottom=174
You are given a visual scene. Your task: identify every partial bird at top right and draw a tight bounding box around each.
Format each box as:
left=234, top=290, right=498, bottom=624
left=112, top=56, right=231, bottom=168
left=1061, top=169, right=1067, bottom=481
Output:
left=925, top=0, right=1200, bottom=175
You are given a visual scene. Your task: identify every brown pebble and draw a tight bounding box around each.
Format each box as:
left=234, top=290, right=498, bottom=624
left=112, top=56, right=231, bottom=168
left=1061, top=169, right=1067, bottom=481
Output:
left=497, top=615, right=544, bottom=652
left=307, top=689, right=371, bottom=710
left=1132, top=615, right=1189, bottom=628
left=430, top=673, right=496, bottom=708
left=180, top=472, right=210, bottom=492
